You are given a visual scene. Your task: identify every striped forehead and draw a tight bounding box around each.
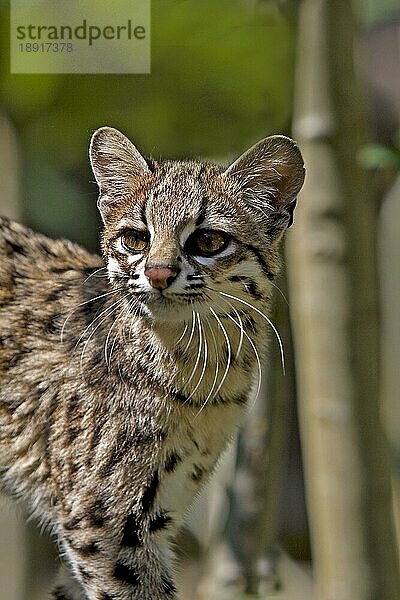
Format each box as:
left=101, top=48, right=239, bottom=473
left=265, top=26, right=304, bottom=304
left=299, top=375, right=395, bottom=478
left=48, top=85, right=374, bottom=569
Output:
left=145, top=163, right=210, bottom=228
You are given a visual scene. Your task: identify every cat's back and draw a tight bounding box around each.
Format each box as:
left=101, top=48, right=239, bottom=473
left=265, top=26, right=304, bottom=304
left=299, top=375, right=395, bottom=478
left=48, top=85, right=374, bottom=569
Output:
left=0, top=216, right=102, bottom=278
left=0, top=215, right=104, bottom=354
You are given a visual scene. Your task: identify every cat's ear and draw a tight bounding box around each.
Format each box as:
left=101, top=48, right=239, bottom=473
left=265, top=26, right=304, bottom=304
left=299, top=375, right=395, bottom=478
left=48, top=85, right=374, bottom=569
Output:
left=89, top=127, right=151, bottom=221
left=223, top=135, right=305, bottom=229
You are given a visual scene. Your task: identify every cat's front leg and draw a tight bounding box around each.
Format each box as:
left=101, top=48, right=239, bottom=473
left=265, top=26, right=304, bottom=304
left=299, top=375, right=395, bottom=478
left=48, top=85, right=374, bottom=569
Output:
left=57, top=528, right=177, bottom=600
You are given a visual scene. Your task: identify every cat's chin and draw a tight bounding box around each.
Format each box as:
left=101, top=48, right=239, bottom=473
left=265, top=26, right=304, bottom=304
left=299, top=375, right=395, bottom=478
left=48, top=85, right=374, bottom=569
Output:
left=138, top=295, right=200, bottom=323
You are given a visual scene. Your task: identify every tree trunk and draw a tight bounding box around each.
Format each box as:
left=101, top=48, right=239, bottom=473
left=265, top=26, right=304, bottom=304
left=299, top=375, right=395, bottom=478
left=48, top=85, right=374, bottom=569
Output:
left=287, top=1, right=399, bottom=599
left=379, top=174, right=400, bottom=553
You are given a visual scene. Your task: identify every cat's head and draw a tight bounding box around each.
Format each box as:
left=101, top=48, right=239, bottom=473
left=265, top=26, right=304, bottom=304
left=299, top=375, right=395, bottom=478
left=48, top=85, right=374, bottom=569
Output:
left=89, top=127, right=304, bottom=322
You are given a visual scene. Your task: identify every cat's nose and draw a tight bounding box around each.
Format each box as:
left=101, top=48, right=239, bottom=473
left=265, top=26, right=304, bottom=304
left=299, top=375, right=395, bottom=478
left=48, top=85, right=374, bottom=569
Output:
left=144, top=265, right=179, bottom=290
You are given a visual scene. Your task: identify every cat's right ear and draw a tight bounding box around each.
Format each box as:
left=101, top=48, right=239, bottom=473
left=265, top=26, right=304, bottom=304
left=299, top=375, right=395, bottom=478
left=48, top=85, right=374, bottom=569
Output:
left=89, top=127, right=151, bottom=222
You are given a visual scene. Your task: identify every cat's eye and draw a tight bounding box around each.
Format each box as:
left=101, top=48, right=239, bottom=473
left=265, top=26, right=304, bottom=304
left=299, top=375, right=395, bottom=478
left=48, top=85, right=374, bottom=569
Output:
left=121, top=229, right=149, bottom=253
left=185, top=229, right=230, bottom=257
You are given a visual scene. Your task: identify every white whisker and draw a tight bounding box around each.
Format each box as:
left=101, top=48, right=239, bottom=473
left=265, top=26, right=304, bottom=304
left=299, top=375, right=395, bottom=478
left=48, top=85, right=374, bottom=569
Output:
left=104, top=316, right=120, bottom=370
left=79, top=298, right=127, bottom=368
left=82, top=266, right=108, bottom=284
left=209, top=307, right=232, bottom=399
left=111, top=296, right=139, bottom=377
left=182, top=310, right=196, bottom=355
left=75, top=297, right=125, bottom=368
left=74, top=296, right=122, bottom=351
left=197, top=316, right=219, bottom=413
left=269, top=280, right=289, bottom=306
left=176, top=323, right=189, bottom=345
left=219, top=290, right=285, bottom=375
left=218, top=298, right=262, bottom=401
left=60, top=286, right=124, bottom=342
left=231, top=306, right=244, bottom=361
left=185, top=312, right=203, bottom=390
left=188, top=315, right=208, bottom=405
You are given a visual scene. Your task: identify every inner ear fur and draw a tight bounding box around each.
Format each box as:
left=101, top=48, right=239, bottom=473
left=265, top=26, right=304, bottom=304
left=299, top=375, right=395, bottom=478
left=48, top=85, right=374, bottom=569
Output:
left=223, top=135, right=305, bottom=213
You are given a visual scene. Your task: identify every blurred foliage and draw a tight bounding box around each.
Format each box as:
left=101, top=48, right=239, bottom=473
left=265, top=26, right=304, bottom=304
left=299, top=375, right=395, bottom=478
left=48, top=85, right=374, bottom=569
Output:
left=0, top=0, right=296, bottom=250
left=357, top=0, right=400, bottom=26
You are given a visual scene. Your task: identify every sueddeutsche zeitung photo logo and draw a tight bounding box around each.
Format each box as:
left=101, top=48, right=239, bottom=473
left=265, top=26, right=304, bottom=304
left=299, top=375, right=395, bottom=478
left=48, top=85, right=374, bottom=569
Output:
left=10, top=0, right=151, bottom=74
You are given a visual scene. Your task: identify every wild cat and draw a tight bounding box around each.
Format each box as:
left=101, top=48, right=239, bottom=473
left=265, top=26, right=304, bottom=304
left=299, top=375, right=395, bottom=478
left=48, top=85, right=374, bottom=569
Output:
left=0, top=127, right=304, bottom=599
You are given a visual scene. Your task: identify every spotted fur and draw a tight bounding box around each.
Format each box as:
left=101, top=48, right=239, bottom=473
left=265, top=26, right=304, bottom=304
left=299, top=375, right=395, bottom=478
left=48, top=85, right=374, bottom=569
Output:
left=0, top=127, right=304, bottom=599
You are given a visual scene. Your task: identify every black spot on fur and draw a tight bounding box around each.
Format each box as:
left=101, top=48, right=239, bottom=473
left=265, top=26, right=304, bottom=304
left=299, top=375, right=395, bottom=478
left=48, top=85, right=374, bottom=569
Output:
left=232, top=393, right=248, bottom=406
left=149, top=512, right=172, bottom=533
left=143, top=341, right=155, bottom=357
left=88, top=500, right=106, bottom=528
left=141, top=471, right=159, bottom=513
left=191, top=439, right=210, bottom=457
left=52, top=587, right=69, bottom=600
left=46, top=288, right=65, bottom=302
left=191, top=465, right=205, bottom=482
left=164, top=451, right=182, bottom=473
left=37, top=240, right=57, bottom=257
left=90, top=513, right=105, bottom=528
left=228, top=275, right=249, bottom=282
left=70, top=460, right=80, bottom=474
left=244, top=315, right=257, bottom=333
left=9, top=352, right=23, bottom=368
left=244, top=281, right=263, bottom=301
left=121, top=514, right=141, bottom=547
left=6, top=240, right=26, bottom=256
left=131, top=423, right=166, bottom=445
left=114, top=562, right=140, bottom=586
left=100, top=594, right=114, bottom=600
left=161, top=575, right=177, bottom=596
left=63, top=515, right=83, bottom=531
left=77, top=541, right=100, bottom=556
left=46, top=314, right=60, bottom=335
left=79, top=566, right=93, bottom=581
left=66, top=394, right=79, bottom=416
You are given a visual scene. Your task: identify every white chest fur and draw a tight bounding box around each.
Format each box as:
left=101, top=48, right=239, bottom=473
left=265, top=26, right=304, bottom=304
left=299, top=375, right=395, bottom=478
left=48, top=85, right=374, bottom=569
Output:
left=158, top=402, right=245, bottom=523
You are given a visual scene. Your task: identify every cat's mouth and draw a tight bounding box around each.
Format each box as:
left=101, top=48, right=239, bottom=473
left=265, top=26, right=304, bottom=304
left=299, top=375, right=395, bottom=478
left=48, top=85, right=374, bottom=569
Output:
left=135, top=289, right=207, bottom=320
left=148, top=291, right=204, bottom=306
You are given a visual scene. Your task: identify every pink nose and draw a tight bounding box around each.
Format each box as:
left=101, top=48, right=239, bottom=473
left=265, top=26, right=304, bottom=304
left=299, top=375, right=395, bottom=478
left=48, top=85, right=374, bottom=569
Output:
left=144, top=266, right=178, bottom=290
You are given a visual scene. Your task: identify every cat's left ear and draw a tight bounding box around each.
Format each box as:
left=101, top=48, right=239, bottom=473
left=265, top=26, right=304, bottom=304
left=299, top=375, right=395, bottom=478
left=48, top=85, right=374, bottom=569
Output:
left=223, top=135, right=305, bottom=229
left=89, top=127, right=151, bottom=222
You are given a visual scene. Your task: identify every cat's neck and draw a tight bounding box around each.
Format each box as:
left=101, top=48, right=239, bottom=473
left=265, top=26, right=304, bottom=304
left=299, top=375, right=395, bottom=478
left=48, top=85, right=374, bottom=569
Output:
left=123, top=310, right=262, bottom=406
